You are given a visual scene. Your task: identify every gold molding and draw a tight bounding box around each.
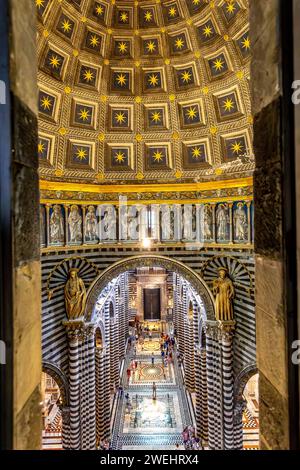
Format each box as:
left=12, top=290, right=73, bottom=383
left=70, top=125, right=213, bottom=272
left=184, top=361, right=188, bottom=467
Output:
left=39, top=176, right=253, bottom=195
left=41, top=241, right=254, bottom=254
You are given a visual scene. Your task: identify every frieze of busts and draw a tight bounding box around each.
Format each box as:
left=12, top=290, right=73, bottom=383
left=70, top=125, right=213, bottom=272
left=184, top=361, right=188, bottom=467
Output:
left=64, top=269, right=86, bottom=320
left=213, top=267, right=235, bottom=321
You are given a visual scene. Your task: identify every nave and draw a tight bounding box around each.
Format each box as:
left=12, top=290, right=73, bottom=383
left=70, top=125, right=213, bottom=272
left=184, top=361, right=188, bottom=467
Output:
left=111, top=325, right=194, bottom=450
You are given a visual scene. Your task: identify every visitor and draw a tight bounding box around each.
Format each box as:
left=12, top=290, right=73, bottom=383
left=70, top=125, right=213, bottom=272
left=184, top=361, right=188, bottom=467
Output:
left=151, top=353, right=155, bottom=365
left=126, top=368, right=131, bottom=384
left=152, top=382, right=157, bottom=400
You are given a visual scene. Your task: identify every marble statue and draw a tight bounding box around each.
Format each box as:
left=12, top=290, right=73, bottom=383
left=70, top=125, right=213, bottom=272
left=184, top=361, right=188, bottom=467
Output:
left=50, top=205, right=64, bottom=244
left=216, top=205, right=228, bottom=240
left=234, top=203, right=247, bottom=241
left=64, top=269, right=86, bottom=320
left=85, top=206, right=97, bottom=241
left=203, top=205, right=212, bottom=240
left=213, top=267, right=235, bottom=321
left=68, top=205, right=82, bottom=243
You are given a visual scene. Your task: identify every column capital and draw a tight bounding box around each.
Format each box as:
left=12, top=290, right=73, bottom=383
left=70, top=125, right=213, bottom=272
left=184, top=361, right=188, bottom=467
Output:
left=204, top=320, right=219, bottom=339
left=63, top=319, right=86, bottom=341
left=218, top=320, right=236, bottom=340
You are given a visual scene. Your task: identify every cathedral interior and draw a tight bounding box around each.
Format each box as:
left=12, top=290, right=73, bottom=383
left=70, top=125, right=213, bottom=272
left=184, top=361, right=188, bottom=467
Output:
left=0, top=0, right=300, bottom=453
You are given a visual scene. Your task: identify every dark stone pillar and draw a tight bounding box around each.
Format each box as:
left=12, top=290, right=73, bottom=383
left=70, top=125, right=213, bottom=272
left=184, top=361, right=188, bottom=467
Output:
left=0, top=0, right=41, bottom=450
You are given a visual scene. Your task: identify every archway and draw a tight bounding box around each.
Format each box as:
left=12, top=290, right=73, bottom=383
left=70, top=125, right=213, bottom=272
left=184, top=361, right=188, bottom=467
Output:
left=233, top=364, right=259, bottom=450
left=41, top=363, right=69, bottom=450
left=84, top=255, right=215, bottom=322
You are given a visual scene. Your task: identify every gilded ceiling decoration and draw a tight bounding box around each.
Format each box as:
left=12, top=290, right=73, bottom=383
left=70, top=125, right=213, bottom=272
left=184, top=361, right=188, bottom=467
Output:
left=37, top=0, right=253, bottom=185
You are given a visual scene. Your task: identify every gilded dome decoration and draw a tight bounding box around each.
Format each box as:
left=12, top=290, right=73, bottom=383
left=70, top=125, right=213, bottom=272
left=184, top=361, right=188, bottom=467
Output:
left=37, top=0, right=252, bottom=184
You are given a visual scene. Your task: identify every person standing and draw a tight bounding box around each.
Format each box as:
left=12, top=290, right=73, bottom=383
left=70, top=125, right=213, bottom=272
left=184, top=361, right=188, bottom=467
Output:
left=152, top=382, right=157, bottom=400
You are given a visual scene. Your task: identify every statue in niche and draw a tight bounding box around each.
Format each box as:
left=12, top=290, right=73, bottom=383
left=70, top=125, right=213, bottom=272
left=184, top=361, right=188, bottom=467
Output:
left=213, top=267, right=235, bottom=321
left=128, top=215, right=139, bottom=240
left=68, top=205, right=82, bottom=243
left=102, top=207, right=116, bottom=240
left=234, top=203, right=248, bottom=241
left=64, top=269, right=86, bottom=320
left=85, top=206, right=97, bottom=241
left=50, top=205, right=64, bottom=244
left=182, top=205, right=193, bottom=240
left=203, top=205, right=212, bottom=240
left=216, top=204, right=228, bottom=240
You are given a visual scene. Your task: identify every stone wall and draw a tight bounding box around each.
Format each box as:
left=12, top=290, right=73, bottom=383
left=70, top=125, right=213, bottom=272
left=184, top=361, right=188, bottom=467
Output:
left=9, top=0, right=41, bottom=450
left=251, top=0, right=290, bottom=450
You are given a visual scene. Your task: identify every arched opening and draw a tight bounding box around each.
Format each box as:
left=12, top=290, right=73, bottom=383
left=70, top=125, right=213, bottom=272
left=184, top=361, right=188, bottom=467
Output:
left=41, top=372, right=62, bottom=450
left=95, top=328, right=103, bottom=350
left=242, top=373, right=259, bottom=450
left=85, top=255, right=213, bottom=450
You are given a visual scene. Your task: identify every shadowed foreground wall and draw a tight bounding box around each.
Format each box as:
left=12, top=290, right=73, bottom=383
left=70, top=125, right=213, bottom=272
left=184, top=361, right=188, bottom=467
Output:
left=251, top=0, right=299, bottom=450
left=9, top=0, right=41, bottom=449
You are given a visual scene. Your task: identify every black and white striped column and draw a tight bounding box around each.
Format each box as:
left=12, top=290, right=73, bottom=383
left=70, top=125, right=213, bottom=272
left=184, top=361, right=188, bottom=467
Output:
left=87, top=325, right=96, bottom=449
left=220, top=321, right=236, bottom=450
left=233, top=399, right=247, bottom=450
left=66, top=323, right=82, bottom=450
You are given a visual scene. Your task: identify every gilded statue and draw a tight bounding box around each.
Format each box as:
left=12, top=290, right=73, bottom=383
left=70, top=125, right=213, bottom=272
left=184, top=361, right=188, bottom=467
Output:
left=64, top=269, right=86, bottom=320
left=213, top=267, right=235, bottom=321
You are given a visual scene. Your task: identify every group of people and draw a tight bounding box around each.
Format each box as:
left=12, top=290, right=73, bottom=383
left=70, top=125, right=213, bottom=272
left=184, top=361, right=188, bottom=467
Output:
left=97, top=438, right=111, bottom=450
left=160, top=333, right=176, bottom=365
left=181, top=426, right=203, bottom=450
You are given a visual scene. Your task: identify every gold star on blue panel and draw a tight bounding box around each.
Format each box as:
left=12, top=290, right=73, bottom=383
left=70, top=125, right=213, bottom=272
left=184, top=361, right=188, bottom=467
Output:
left=44, top=49, right=65, bottom=79
left=170, top=33, right=189, bottom=54
left=142, top=38, right=160, bottom=56
left=111, top=71, right=131, bottom=92
left=186, top=0, right=206, bottom=15
left=146, top=108, right=166, bottom=129
left=110, top=147, right=130, bottom=168
left=221, top=0, right=241, bottom=23
left=163, top=2, right=181, bottom=24
left=36, top=0, right=50, bottom=16
left=183, top=142, right=209, bottom=169
left=57, top=13, right=75, bottom=39
left=175, top=66, right=195, bottom=89
left=208, top=53, right=229, bottom=78
left=84, top=30, right=102, bottom=53
left=111, top=109, right=130, bottom=129
left=38, top=90, right=55, bottom=118
left=224, top=136, right=247, bottom=160
left=146, top=146, right=169, bottom=170
left=236, top=32, right=251, bottom=59
left=197, top=20, right=218, bottom=44
left=74, top=103, right=93, bottom=126
left=38, top=137, right=50, bottom=160
left=79, top=65, right=98, bottom=88
left=71, top=143, right=91, bottom=166
left=92, top=1, right=107, bottom=24
left=144, top=71, right=163, bottom=91
left=181, top=103, right=202, bottom=127
left=115, top=8, right=131, bottom=27
left=187, top=144, right=206, bottom=163
left=139, top=7, right=157, bottom=28
left=217, top=92, right=239, bottom=119
left=114, top=39, right=131, bottom=58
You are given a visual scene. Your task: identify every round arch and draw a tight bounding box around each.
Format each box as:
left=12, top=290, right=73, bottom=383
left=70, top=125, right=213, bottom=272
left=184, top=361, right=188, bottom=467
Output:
left=84, top=255, right=215, bottom=322
left=234, top=363, right=258, bottom=403
left=42, top=361, right=69, bottom=407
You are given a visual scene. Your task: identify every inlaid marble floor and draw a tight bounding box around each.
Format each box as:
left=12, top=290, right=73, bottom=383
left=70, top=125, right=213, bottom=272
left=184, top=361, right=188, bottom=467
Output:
left=111, top=340, right=194, bottom=450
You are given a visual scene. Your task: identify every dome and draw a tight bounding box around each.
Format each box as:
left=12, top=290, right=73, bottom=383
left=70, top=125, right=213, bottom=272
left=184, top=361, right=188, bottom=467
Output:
left=37, top=0, right=252, bottom=185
